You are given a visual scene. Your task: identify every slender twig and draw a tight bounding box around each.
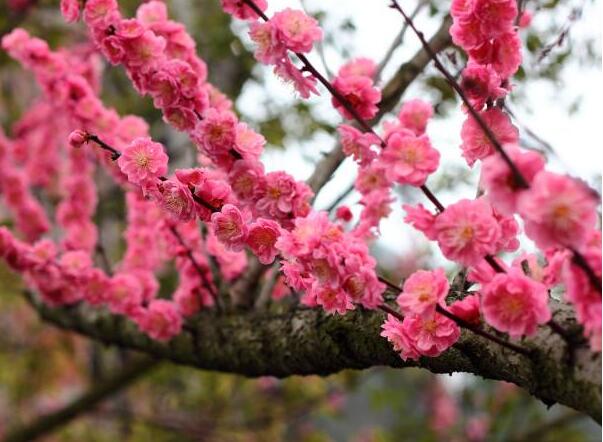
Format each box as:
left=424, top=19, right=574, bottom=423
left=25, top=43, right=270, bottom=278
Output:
left=375, top=0, right=426, bottom=83
left=569, top=247, right=602, bottom=294
left=169, top=226, right=220, bottom=309
left=86, top=134, right=121, bottom=160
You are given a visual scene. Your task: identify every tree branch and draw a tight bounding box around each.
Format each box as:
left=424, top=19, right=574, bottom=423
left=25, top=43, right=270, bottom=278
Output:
left=4, top=356, right=159, bottom=442
left=24, top=291, right=601, bottom=423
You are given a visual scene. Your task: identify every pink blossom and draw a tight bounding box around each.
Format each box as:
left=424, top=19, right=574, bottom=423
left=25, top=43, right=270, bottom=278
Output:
left=381, top=315, right=420, bottom=361
left=117, top=137, right=168, bottom=185
left=398, top=99, right=434, bottom=136
left=273, top=58, right=319, bottom=99
left=192, top=108, right=237, bottom=166
left=163, top=106, right=197, bottom=131
left=461, top=63, right=506, bottom=110
left=402, top=204, right=437, bottom=240
left=481, top=268, right=551, bottom=338
left=517, top=171, right=598, bottom=249
left=272, top=8, right=322, bottom=54
left=135, top=299, right=182, bottom=341
left=338, top=57, right=376, bottom=79
left=355, top=162, right=390, bottom=194
left=60, top=0, right=80, bottom=23
left=472, top=0, right=517, bottom=38
left=83, top=0, right=118, bottom=27
left=136, top=0, right=168, bottom=24
left=234, top=122, right=265, bottom=159
left=460, top=108, right=518, bottom=166
left=106, top=272, right=144, bottom=316
left=246, top=218, right=281, bottom=264
left=397, top=268, right=449, bottom=317
left=481, top=144, right=545, bottom=215
left=211, top=204, right=248, bottom=251
left=313, top=285, right=354, bottom=315
left=338, top=124, right=379, bottom=165
left=332, top=75, right=381, bottom=121
left=449, top=294, right=481, bottom=325
left=122, top=31, right=166, bottom=69
left=249, top=21, right=285, bottom=64
left=404, top=313, right=460, bottom=358
left=335, top=205, right=353, bottom=223
left=432, top=198, right=502, bottom=266
left=221, top=0, right=267, bottom=20
left=519, top=10, right=533, bottom=28
left=256, top=171, right=312, bottom=221
left=469, top=32, right=522, bottom=79
left=228, top=159, right=265, bottom=201
left=380, top=132, right=440, bottom=186
left=68, top=129, right=88, bottom=149
left=156, top=179, right=196, bottom=221
left=82, top=268, right=110, bottom=305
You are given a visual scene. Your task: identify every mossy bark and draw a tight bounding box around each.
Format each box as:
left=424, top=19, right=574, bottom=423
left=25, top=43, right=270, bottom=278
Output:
left=25, top=292, right=601, bottom=423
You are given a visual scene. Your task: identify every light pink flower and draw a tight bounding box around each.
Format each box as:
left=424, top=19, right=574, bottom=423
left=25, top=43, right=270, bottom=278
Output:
left=332, top=75, right=380, bottom=121
left=398, top=99, right=434, bottom=136
left=246, top=218, right=281, bottom=264
left=460, top=108, right=518, bottom=166
left=461, top=63, right=506, bottom=110
left=468, top=32, right=522, bottom=79
left=106, top=272, right=144, bottom=316
left=272, top=8, right=322, bottom=54
left=338, top=57, right=376, bottom=79
left=403, top=313, right=461, bottom=358
left=249, top=21, right=285, bottom=64
left=449, top=294, right=481, bottom=325
left=517, top=171, right=598, bottom=249
left=156, top=179, right=196, bottom=221
left=403, top=204, right=437, bottom=240
left=481, top=144, right=545, bottom=215
left=60, top=0, right=80, bottom=23
left=433, top=198, right=501, bottom=266
left=117, top=137, right=168, bottom=185
left=228, top=159, right=265, bottom=201
left=481, top=268, right=551, bottom=338
left=381, top=315, right=420, bottom=361
left=338, top=124, right=379, bottom=165
left=397, top=268, right=449, bottom=317
left=472, top=0, right=517, bottom=38
left=313, top=285, right=354, bottom=315
left=234, top=122, right=265, bottom=159
left=68, top=129, right=88, bottom=149
left=210, top=203, right=248, bottom=251
left=135, top=299, right=182, bottom=342
left=381, top=132, right=440, bottom=186
left=273, top=58, right=319, bottom=99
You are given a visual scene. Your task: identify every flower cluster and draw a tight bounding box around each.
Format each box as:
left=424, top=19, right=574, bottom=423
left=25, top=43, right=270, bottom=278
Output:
left=277, top=212, right=384, bottom=314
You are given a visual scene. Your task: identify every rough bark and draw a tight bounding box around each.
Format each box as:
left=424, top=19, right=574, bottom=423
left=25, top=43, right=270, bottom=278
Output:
left=25, top=291, right=601, bottom=423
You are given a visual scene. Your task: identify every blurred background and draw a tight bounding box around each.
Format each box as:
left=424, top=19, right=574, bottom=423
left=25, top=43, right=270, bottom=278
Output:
left=0, top=0, right=601, bottom=440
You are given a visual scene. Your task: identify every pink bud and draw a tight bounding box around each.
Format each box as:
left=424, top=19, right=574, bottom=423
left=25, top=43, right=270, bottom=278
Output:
left=68, top=130, right=88, bottom=149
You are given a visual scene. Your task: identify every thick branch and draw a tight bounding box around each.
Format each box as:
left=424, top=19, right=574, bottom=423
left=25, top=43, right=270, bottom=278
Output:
left=25, top=292, right=601, bottom=423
